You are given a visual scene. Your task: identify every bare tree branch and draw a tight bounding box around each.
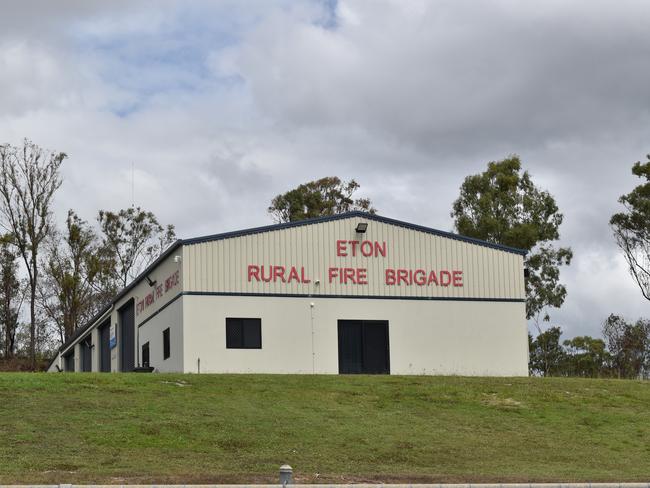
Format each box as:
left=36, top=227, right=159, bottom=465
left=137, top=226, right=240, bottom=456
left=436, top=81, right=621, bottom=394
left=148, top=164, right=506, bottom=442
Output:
left=0, top=140, right=65, bottom=369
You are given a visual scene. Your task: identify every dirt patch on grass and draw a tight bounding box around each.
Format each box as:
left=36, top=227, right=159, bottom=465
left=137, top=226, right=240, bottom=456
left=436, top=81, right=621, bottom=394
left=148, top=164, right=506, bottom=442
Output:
left=481, top=393, right=523, bottom=409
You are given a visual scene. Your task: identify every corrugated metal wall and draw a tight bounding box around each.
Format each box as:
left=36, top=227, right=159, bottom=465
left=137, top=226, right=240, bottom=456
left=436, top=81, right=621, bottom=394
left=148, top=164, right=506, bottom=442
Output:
left=183, top=216, right=525, bottom=300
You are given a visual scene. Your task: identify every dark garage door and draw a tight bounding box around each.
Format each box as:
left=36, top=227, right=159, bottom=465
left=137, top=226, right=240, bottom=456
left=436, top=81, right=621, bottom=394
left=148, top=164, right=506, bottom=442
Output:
left=119, top=300, right=135, bottom=372
left=98, top=320, right=111, bottom=372
left=80, top=338, right=92, bottom=372
left=338, top=320, right=390, bottom=374
left=63, top=352, right=75, bottom=372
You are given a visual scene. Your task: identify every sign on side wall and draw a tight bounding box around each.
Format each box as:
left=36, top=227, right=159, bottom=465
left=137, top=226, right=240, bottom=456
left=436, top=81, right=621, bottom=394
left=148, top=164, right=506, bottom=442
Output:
left=136, top=270, right=180, bottom=317
left=109, top=323, right=117, bottom=349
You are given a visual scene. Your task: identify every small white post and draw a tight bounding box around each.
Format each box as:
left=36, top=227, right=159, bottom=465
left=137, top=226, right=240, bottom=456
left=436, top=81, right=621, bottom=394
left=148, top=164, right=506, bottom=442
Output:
left=279, top=464, right=293, bottom=486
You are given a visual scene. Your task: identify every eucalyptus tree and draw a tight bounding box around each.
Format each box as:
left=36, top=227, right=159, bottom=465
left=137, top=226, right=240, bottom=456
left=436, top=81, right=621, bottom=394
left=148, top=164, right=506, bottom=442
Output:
left=98, top=206, right=176, bottom=288
left=0, top=234, right=22, bottom=358
left=451, top=156, right=572, bottom=329
left=40, top=211, right=116, bottom=343
left=268, top=176, right=376, bottom=223
left=610, top=156, right=650, bottom=301
left=602, top=314, right=650, bottom=379
left=0, top=140, right=65, bottom=369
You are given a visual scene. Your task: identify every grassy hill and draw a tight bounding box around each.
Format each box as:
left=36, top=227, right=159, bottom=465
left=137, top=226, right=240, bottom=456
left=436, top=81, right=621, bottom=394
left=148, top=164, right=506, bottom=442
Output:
left=0, top=373, right=649, bottom=484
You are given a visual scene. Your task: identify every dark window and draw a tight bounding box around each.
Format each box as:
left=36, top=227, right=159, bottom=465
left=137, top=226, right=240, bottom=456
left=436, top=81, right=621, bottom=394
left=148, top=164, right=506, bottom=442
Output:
left=163, top=328, right=170, bottom=360
left=142, top=342, right=150, bottom=367
left=226, top=318, right=262, bottom=349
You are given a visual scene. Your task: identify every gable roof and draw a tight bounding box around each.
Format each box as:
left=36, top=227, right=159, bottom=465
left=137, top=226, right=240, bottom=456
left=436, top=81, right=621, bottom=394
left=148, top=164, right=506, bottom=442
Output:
left=183, top=211, right=528, bottom=256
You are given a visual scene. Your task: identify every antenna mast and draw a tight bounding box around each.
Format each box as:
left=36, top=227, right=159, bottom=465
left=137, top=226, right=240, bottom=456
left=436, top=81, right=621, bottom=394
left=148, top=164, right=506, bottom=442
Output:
left=131, top=162, right=135, bottom=208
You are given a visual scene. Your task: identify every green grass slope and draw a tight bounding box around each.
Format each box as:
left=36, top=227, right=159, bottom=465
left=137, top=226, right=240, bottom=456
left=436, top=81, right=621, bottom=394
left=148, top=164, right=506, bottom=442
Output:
left=0, top=373, right=649, bottom=483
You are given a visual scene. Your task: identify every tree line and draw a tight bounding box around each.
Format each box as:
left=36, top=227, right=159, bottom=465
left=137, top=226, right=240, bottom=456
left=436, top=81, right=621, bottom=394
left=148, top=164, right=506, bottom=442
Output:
left=529, top=315, right=650, bottom=378
left=1, top=137, right=649, bottom=375
left=0, top=140, right=174, bottom=369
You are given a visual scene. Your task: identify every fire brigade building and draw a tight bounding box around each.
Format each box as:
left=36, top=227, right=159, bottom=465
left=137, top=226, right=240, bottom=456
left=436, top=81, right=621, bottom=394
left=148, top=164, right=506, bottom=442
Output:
left=48, top=212, right=529, bottom=376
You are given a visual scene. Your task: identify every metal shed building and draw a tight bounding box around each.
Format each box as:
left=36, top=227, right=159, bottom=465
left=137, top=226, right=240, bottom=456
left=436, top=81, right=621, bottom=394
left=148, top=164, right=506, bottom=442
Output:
left=48, top=212, right=528, bottom=376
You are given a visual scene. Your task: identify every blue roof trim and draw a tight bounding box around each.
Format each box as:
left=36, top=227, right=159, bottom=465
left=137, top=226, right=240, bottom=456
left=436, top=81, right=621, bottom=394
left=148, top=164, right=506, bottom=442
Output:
left=182, top=211, right=527, bottom=256
left=185, top=291, right=526, bottom=303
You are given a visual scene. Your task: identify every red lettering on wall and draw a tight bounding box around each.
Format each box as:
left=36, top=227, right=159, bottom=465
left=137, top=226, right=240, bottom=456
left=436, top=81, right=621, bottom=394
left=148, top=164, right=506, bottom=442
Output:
left=343, top=267, right=356, bottom=284
left=383, top=268, right=464, bottom=287
left=336, top=240, right=347, bottom=256
left=301, top=267, right=311, bottom=284
left=328, top=267, right=369, bottom=284
left=428, top=270, right=438, bottom=285
left=287, top=266, right=300, bottom=283
left=261, top=266, right=272, bottom=282
left=414, top=269, right=426, bottom=286
left=397, top=269, right=408, bottom=285
left=439, top=270, right=451, bottom=287
left=248, top=265, right=260, bottom=282
left=360, top=240, right=373, bottom=256
left=248, top=263, right=465, bottom=289
left=137, top=269, right=180, bottom=316
left=357, top=268, right=368, bottom=284
left=385, top=269, right=396, bottom=285
left=329, top=267, right=339, bottom=283
left=453, top=270, right=463, bottom=287
left=248, top=265, right=311, bottom=284
left=375, top=241, right=387, bottom=257
left=335, top=240, right=388, bottom=258
left=164, top=270, right=180, bottom=292
left=273, top=266, right=286, bottom=283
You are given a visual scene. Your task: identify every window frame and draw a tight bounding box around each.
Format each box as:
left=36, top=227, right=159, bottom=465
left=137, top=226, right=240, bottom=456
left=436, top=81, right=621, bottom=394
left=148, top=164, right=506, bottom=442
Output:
left=163, top=328, right=171, bottom=360
left=226, top=317, right=262, bottom=349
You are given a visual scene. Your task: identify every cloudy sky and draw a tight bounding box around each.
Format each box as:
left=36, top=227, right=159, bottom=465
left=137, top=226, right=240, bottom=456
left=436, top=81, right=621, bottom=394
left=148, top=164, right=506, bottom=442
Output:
left=1, top=0, right=649, bottom=339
